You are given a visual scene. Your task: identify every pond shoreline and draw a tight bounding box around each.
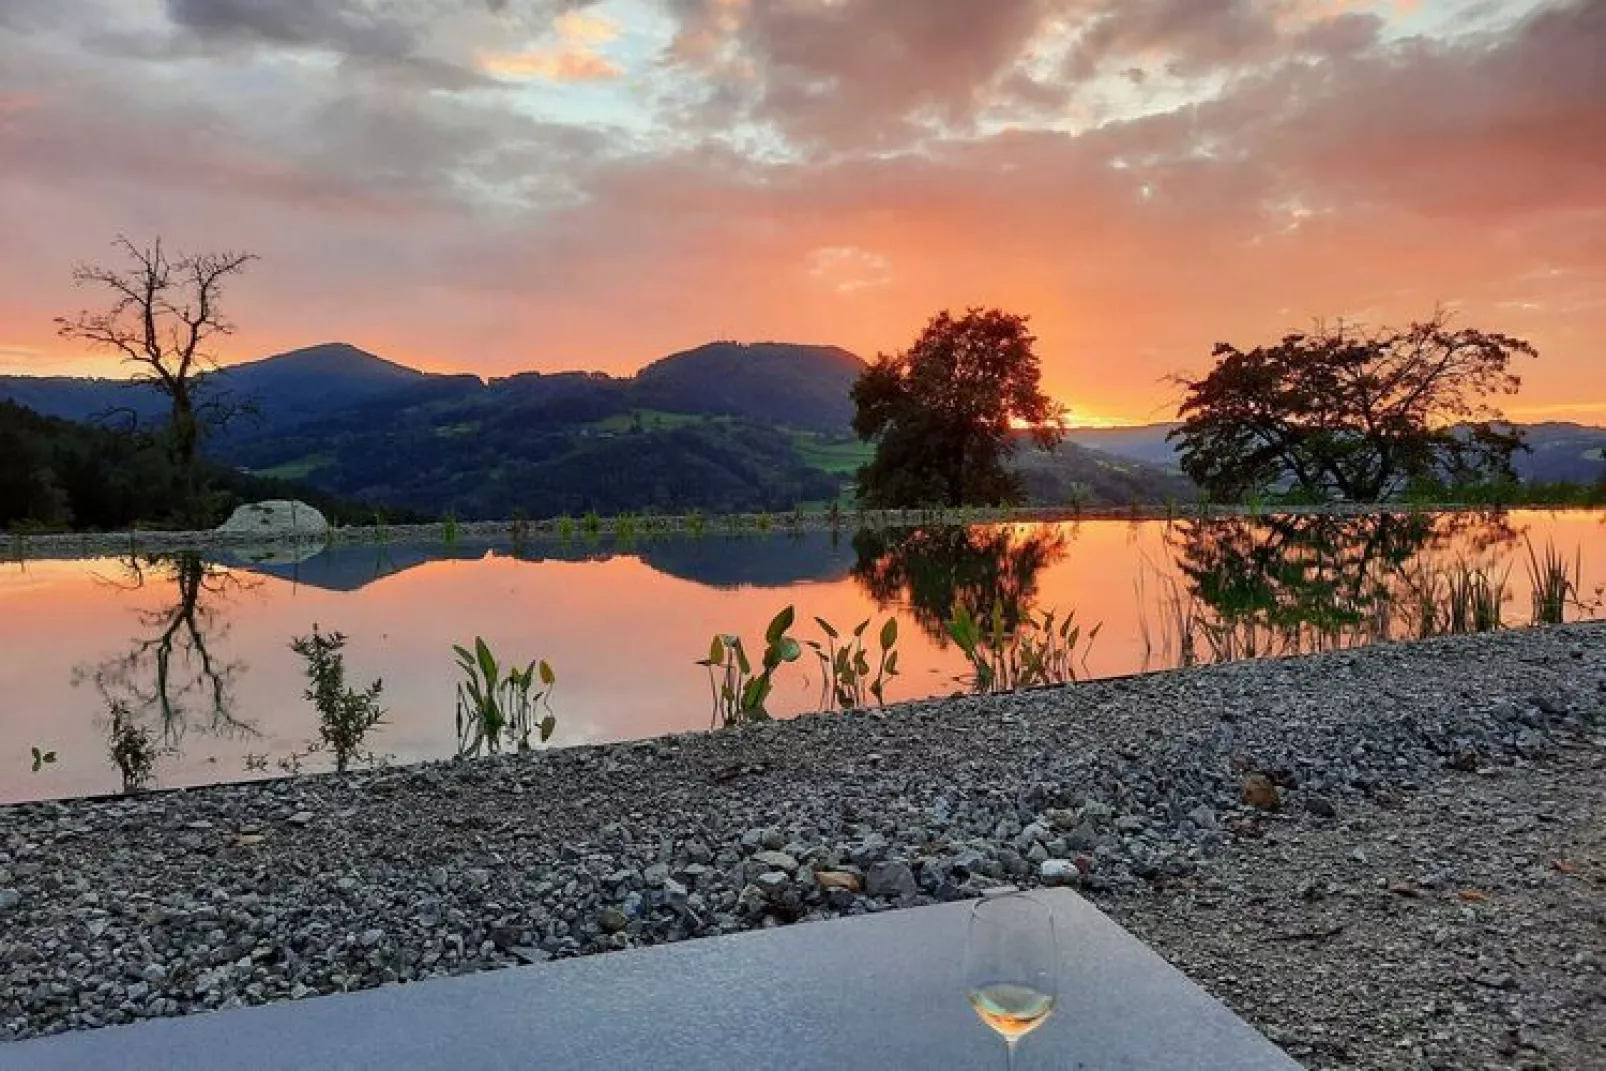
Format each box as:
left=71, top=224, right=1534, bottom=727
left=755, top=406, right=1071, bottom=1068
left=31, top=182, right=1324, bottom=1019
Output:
left=3, top=623, right=1603, bottom=1067
left=6, top=501, right=1594, bottom=560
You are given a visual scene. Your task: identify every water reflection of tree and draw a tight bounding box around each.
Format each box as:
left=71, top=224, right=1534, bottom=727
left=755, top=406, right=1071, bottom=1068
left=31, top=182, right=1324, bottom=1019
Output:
left=76, top=552, right=256, bottom=747
left=852, top=525, right=1069, bottom=641
left=1160, top=511, right=1518, bottom=663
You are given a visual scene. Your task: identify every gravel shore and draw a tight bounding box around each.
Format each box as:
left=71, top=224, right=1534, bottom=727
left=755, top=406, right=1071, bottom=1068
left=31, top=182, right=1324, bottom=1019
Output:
left=3, top=623, right=1602, bottom=1068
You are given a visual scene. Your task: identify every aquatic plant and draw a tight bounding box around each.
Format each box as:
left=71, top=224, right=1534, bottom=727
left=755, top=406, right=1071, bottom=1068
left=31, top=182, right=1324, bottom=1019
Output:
left=290, top=626, right=386, bottom=774
left=947, top=601, right=1101, bottom=695
left=453, top=637, right=556, bottom=757
left=557, top=514, right=575, bottom=541
left=1524, top=538, right=1580, bottom=626
left=373, top=513, right=389, bottom=544
left=687, top=510, right=706, bottom=537
left=697, top=606, right=801, bottom=727
left=106, top=698, right=158, bottom=792
left=756, top=511, right=774, bottom=533
left=582, top=511, right=602, bottom=539
left=442, top=512, right=461, bottom=547
left=1443, top=560, right=1508, bottom=634
left=616, top=513, right=639, bottom=543
left=29, top=745, right=56, bottom=773
left=510, top=510, right=531, bottom=554
left=806, top=616, right=900, bottom=711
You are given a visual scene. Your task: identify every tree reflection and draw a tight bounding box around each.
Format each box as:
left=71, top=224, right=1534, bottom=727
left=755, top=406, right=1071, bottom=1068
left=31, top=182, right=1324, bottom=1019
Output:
left=851, top=524, right=1069, bottom=641
left=76, top=551, right=256, bottom=748
left=1158, top=511, right=1519, bottom=663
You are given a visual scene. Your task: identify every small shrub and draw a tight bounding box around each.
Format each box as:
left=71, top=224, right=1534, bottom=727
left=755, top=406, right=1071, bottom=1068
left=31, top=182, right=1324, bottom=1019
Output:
left=107, top=699, right=158, bottom=792
left=582, top=511, right=602, bottom=539
left=510, top=510, right=531, bottom=554
left=557, top=514, right=575, bottom=541
left=290, top=626, right=386, bottom=773
left=442, top=511, right=461, bottom=547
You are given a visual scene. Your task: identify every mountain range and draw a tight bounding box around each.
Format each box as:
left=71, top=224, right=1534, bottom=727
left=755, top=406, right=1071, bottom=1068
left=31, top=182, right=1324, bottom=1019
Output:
left=1063, top=421, right=1606, bottom=486
left=0, top=342, right=1193, bottom=518
left=3, top=342, right=1600, bottom=520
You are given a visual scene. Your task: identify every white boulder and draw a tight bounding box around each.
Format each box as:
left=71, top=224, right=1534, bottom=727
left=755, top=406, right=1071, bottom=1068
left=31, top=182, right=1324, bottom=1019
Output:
left=216, top=500, right=329, bottom=539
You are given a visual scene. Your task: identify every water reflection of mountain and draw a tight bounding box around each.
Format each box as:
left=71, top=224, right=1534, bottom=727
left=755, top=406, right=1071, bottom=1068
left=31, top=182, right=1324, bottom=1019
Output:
left=220, top=533, right=857, bottom=592
left=216, top=543, right=496, bottom=591
left=632, top=532, right=855, bottom=589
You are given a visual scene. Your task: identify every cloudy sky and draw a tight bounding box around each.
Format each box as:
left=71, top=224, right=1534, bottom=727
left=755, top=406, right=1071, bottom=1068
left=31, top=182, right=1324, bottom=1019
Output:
left=1, top=0, right=1602, bottom=424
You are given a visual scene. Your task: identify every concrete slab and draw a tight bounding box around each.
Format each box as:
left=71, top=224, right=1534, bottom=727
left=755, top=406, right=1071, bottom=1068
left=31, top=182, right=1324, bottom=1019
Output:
left=5, top=890, right=1299, bottom=1070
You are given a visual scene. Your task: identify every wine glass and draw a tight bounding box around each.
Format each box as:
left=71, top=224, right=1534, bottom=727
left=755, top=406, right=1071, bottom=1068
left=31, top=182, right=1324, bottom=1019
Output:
left=964, top=892, right=1059, bottom=1069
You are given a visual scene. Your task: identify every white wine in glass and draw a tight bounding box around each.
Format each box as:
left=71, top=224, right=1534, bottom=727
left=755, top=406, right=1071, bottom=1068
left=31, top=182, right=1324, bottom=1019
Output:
left=964, top=893, right=1059, bottom=1069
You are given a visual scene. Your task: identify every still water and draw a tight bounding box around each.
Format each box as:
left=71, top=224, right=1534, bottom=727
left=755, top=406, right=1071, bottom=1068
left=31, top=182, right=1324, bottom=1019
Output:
left=3, top=511, right=1603, bottom=803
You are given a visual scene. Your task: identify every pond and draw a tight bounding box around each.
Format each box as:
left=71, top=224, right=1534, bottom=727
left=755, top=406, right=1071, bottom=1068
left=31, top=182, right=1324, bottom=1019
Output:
left=3, top=510, right=1603, bottom=803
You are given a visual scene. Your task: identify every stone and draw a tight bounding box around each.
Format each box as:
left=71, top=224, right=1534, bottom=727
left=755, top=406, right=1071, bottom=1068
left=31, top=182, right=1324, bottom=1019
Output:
left=1039, top=859, right=1081, bottom=887
left=642, top=863, right=670, bottom=888
left=0, top=887, right=21, bottom=911
left=814, top=871, right=862, bottom=893
left=754, top=872, right=791, bottom=897
left=287, top=812, right=314, bottom=827
left=1187, top=805, right=1218, bottom=831
left=597, top=908, right=629, bottom=934
left=1304, top=795, right=1337, bottom=819
left=865, top=861, right=918, bottom=900
left=750, top=851, right=799, bottom=874
left=215, top=500, right=329, bottom=539
left=1242, top=775, right=1281, bottom=812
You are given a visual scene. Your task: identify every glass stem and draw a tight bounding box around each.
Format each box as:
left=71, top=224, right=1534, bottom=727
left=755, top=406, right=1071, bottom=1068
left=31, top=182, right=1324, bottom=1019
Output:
left=1004, top=1037, right=1018, bottom=1071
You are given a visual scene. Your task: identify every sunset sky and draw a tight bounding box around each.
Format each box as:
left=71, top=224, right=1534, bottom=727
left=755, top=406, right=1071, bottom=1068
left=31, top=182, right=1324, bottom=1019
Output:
left=1, top=0, right=1602, bottom=425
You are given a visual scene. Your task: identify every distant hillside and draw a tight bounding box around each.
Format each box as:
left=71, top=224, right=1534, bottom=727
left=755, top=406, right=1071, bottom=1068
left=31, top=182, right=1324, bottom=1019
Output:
left=630, top=342, right=865, bottom=431
left=0, top=340, right=864, bottom=440
left=1013, top=439, right=1195, bottom=506
left=0, top=399, right=397, bottom=531
left=1063, top=420, right=1606, bottom=488
left=1063, top=423, right=1183, bottom=469
left=1511, top=422, right=1606, bottom=484
left=0, top=343, right=428, bottom=433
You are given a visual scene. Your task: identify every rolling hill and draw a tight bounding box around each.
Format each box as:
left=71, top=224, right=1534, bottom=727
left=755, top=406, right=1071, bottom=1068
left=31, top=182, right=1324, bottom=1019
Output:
left=0, top=341, right=1204, bottom=519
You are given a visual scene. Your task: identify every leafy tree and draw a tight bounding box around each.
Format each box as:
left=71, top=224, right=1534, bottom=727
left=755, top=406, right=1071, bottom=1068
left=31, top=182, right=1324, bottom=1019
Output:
left=1170, top=312, right=1535, bottom=502
left=56, top=236, right=256, bottom=520
left=852, top=309, right=1063, bottom=507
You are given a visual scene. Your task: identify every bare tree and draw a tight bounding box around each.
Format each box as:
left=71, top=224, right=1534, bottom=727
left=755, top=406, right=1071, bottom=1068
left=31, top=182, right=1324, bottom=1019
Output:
left=55, top=236, right=256, bottom=518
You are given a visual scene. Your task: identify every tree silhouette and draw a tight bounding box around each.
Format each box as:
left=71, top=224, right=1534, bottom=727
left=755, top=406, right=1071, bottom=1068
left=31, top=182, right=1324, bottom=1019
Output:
left=852, top=309, right=1063, bottom=507
left=55, top=237, right=256, bottom=521
left=1171, top=312, right=1535, bottom=501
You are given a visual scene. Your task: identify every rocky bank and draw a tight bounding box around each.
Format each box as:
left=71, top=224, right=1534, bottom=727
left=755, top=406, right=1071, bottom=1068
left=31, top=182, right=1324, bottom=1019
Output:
left=2, top=623, right=1603, bottom=1069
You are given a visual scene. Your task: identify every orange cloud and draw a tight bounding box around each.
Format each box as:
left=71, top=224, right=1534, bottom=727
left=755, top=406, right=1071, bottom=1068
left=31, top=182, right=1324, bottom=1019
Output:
left=480, top=48, right=622, bottom=81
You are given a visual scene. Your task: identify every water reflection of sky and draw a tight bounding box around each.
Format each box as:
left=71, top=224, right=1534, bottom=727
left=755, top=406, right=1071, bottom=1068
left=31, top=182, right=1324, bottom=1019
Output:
left=3, top=511, right=1602, bottom=803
